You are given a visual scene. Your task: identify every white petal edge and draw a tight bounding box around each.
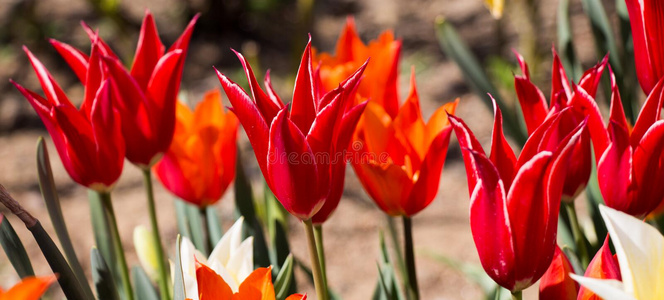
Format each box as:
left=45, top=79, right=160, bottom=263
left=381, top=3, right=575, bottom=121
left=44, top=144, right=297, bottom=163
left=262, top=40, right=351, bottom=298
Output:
left=599, top=205, right=664, bottom=299
left=209, top=217, right=245, bottom=266
left=570, top=274, right=636, bottom=300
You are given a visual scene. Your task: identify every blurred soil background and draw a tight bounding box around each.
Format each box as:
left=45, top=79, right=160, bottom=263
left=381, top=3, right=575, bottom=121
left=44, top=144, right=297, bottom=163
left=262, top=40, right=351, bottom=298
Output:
left=0, top=0, right=621, bottom=298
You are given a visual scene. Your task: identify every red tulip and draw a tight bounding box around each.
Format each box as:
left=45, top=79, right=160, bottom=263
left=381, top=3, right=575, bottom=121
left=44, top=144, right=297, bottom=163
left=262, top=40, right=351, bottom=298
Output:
left=50, top=11, right=198, bottom=168
left=12, top=44, right=125, bottom=192
left=514, top=51, right=605, bottom=201
left=216, top=39, right=367, bottom=221
left=153, top=90, right=238, bottom=207
left=577, top=237, right=621, bottom=300
left=311, top=18, right=402, bottom=223
left=625, top=0, right=664, bottom=94
left=590, top=72, right=664, bottom=217
left=449, top=100, right=584, bottom=292
left=539, top=246, right=579, bottom=300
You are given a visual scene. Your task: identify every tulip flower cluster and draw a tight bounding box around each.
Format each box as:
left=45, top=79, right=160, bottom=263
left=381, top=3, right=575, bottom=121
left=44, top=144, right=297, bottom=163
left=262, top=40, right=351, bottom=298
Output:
left=5, top=1, right=664, bottom=300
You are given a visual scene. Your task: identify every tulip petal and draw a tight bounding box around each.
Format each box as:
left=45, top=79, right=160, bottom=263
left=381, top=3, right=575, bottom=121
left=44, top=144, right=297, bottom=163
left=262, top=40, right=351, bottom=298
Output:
left=597, top=119, right=634, bottom=214
left=513, top=52, right=548, bottom=134
left=81, top=42, right=103, bottom=117
left=290, top=38, right=317, bottom=134
left=631, top=75, right=664, bottom=147
left=568, top=85, right=609, bottom=158
left=49, top=39, right=89, bottom=84
left=209, top=217, right=244, bottom=268
left=506, top=151, right=554, bottom=290
left=578, top=237, right=621, bottom=300
left=169, top=13, right=199, bottom=53
left=625, top=0, right=662, bottom=94
left=466, top=150, right=515, bottom=290
left=538, top=247, right=578, bottom=300
left=233, top=50, right=283, bottom=122
left=264, top=70, right=284, bottom=108
left=577, top=55, right=608, bottom=99
left=551, top=50, right=572, bottom=102
left=0, top=276, right=56, bottom=300
left=23, top=46, right=70, bottom=106
left=403, top=126, right=452, bottom=216
left=570, top=275, right=636, bottom=300
left=131, top=11, right=165, bottom=91
left=448, top=114, right=485, bottom=194
left=216, top=70, right=270, bottom=182
left=267, top=108, right=322, bottom=219
left=196, top=261, right=233, bottom=299
left=599, top=205, right=664, bottom=299
left=80, top=22, right=119, bottom=59
left=629, top=120, right=664, bottom=216
left=356, top=161, right=413, bottom=216
left=148, top=50, right=184, bottom=155
left=237, top=267, right=275, bottom=300
left=488, top=97, right=517, bottom=190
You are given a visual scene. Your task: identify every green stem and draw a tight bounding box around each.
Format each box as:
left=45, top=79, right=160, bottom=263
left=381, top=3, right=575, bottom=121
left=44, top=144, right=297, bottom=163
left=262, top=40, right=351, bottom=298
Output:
left=303, top=219, right=328, bottom=300
left=564, top=202, right=589, bottom=268
left=200, top=207, right=212, bottom=253
left=511, top=290, right=522, bottom=300
left=142, top=170, right=171, bottom=300
left=98, top=191, right=134, bottom=300
left=313, top=224, right=329, bottom=293
left=403, top=216, right=419, bottom=300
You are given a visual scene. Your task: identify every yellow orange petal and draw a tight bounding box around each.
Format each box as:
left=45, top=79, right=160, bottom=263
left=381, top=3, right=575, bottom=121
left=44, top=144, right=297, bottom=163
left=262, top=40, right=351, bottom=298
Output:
left=236, top=267, right=274, bottom=300
left=484, top=0, right=504, bottom=19
left=196, top=261, right=233, bottom=300
left=355, top=161, right=413, bottom=216
left=393, top=69, right=426, bottom=159
left=425, top=99, right=459, bottom=149
left=0, top=275, right=56, bottom=300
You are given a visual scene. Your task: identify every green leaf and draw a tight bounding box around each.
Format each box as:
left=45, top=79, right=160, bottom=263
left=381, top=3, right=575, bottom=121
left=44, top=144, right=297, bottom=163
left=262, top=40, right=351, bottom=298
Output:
left=384, top=217, right=407, bottom=290
left=132, top=266, right=159, bottom=300
left=557, top=0, right=582, bottom=81
left=29, top=221, right=91, bottom=300
left=434, top=16, right=526, bottom=144
left=175, top=198, right=192, bottom=240
left=173, top=235, right=187, bottom=300
left=235, top=148, right=256, bottom=221
left=206, top=206, right=223, bottom=246
left=91, top=247, right=120, bottom=300
left=0, top=215, right=35, bottom=278
left=561, top=246, right=584, bottom=276
left=586, top=150, right=607, bottom=252
left=37, top=138, right=93, bottom=299
left=274, top=254, right=294, bottom=300
left=271, top=219, right=291, bottom=268
left=580, top=0, right=621, bottom=74
left=185, top=202, right=208, bottom=255
left=89, top=190, right=123, bottom=296
left=422, top=249, right=502, bottom=300
left=249, top=217, right=271, bottom=269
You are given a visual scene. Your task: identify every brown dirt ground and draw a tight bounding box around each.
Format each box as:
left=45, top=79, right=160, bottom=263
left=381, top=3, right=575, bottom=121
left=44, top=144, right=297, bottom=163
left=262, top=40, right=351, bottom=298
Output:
left=0, top=0, right=614, bottom=299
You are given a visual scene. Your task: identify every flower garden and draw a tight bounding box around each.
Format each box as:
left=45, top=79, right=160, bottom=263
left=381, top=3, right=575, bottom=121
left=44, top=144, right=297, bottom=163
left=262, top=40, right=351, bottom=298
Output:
left=1, top=0, right=663, bottom=299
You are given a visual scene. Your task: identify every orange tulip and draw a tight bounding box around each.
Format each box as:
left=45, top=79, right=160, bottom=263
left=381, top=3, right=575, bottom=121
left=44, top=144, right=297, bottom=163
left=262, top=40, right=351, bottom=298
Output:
left=154, top=89, right=239, bottom=207
left=195, top=263, right=306, bottom=300
left=0, top=275, right=56, bottom=300
left=314, top=16, right=401, bottom=117
left=352, top=71, right=459, bottom=216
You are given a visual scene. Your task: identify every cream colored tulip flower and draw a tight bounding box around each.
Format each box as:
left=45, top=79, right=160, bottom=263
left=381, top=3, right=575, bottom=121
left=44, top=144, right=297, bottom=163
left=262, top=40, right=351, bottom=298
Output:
left=571, top=205, right=664, bottom=300
left=178, top=217, right=254, bottom=300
